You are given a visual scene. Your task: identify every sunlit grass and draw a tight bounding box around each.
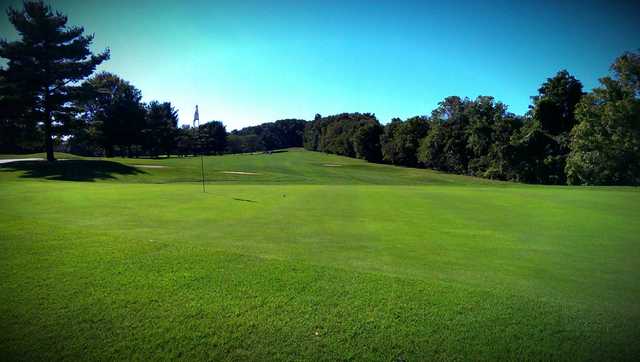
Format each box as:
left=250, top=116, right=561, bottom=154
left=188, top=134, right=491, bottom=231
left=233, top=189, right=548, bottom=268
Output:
left=0, top=149, right=638, bottom=359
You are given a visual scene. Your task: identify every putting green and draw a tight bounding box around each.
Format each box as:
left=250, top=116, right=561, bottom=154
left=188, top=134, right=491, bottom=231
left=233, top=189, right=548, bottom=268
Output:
left=0, top=149, right=638, bottom=360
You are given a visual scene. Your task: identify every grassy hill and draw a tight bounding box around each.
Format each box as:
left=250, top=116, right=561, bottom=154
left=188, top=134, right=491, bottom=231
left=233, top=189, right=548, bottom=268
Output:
left=0, top=149, right=500, bottom=185
left=1, top=149, right=638, bottom=360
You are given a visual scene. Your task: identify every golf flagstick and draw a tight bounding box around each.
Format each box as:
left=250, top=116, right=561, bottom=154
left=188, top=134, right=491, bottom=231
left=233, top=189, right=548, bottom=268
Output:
left=194, top=105, right=205, bottom=193
left=200, top=145, right=205, bottom=193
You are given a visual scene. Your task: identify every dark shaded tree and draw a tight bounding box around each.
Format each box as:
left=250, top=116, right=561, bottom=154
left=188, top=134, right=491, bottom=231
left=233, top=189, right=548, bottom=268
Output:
left=508, top=121, right=558, bottom=183
left=566, top=51, right=640, bottom=185
left=418, top=121, right=445, bottom=170
left=485, top=113, right=522, bottom=180
left=199, top=121, right=227, bottom=155
left=416, top=96, right=521, bottom=179
left=303, top=113, right=323, bottom=151
left=231, top=118, right=306, bottom=152
left=352, top=121, right=383, bottom=162
left=175, top=125, right=197, bottom=156
left=532, top=70, right=584, bottom=135
left=0, top=1, right=109, bottom=161
left=238, top=134, right=260, bottom=153
left=303, top=113, right=381, bottom=159
left=226, top=134, right=245, bottom=154
left=144, top=101, right=179, bottom=157
left=74, top=72, right=145, bottom=157
left=380, top=116, right=430, bottom=166
left=0, top=74, right=41, bottom=152
left=510, top=70, right=583, bottom=184
left=418, top=96, right=471, bottom=173
left=465, top=96, right=521, bottom=178
left=65, top=120, right=100, bottom=156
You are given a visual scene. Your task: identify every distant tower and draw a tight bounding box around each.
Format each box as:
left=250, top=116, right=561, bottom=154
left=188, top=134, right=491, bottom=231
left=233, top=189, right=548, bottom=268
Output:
left=193, top=105, right=200, bottom=127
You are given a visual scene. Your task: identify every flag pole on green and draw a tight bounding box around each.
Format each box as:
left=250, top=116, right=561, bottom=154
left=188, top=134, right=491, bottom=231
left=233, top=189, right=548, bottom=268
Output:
left=194, top=105, right=205, bottom=193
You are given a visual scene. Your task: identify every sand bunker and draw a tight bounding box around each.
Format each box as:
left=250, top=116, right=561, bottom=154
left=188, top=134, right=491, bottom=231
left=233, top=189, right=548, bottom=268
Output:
left=133, top=165, right=168, bottom=169
left=222, top=171, right=259, bottom=175
left=0, top=158, right=69, bottom=164
left=0, top=158, right=44, bottom=164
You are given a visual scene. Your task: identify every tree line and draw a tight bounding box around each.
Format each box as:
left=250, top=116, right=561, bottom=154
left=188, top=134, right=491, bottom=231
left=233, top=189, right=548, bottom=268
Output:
left=1, top=1, right=638, bottom=185
left=303, top=55, right=640, bottom=186
left=0, top=1, right=306, bottom=159
left=228, top=119, right=307, bottom=153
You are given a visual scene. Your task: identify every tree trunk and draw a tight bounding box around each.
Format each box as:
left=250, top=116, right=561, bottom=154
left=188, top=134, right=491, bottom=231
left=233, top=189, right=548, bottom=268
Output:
left=44, top=110, right=55, bottom=162
left=105, top=145, right=113, bottom=158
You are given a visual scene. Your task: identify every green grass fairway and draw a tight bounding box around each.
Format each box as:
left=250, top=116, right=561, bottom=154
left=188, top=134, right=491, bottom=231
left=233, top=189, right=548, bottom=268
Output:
left=1, top=149, right=639, bottom=360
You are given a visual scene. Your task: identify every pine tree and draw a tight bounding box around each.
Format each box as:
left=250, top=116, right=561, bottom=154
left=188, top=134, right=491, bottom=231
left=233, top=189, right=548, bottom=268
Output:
left=0, top=1, right=109, bottom=161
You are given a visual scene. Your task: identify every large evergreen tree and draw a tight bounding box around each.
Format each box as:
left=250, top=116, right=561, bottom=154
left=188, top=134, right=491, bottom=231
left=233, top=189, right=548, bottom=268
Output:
left=145, top=101, right=179, bottom=157
left=0, top=74, right=41, bottom=153
left=0, top=1, right=109, bottom=161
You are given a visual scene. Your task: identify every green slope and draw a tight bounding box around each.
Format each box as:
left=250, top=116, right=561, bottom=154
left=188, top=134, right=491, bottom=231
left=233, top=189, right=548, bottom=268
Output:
left=0, top=149, right=638, bottom=360
left=0, top=148, right=500, bottom=185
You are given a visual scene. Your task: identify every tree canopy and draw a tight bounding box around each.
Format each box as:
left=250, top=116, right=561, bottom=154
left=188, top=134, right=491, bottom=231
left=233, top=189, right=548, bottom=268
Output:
left=507, top=71, right=584, bottom=184
left=566, top=52, right=640, bottom=185
left=230, top=119, right=306, bottom=153
left=0, top=0, right=109, bottom=161
left=303, top=113, right=382, bottom=161
left=73, top=72, right=145, bottom=157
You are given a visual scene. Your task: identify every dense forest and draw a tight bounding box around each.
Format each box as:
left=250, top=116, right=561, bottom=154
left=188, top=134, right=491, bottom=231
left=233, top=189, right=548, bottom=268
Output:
left=1, top=2, right=639, bottom=185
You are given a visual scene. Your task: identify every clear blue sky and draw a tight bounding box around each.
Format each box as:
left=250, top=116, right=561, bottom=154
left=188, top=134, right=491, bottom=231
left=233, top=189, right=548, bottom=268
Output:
left=1, top=0, right=639, bottom=130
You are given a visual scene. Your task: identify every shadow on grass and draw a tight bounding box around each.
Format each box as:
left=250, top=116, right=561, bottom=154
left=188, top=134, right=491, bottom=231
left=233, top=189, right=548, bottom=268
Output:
left=232, top=198, right=257, bottom=203
left=0, top=160, right=146, bottom=182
